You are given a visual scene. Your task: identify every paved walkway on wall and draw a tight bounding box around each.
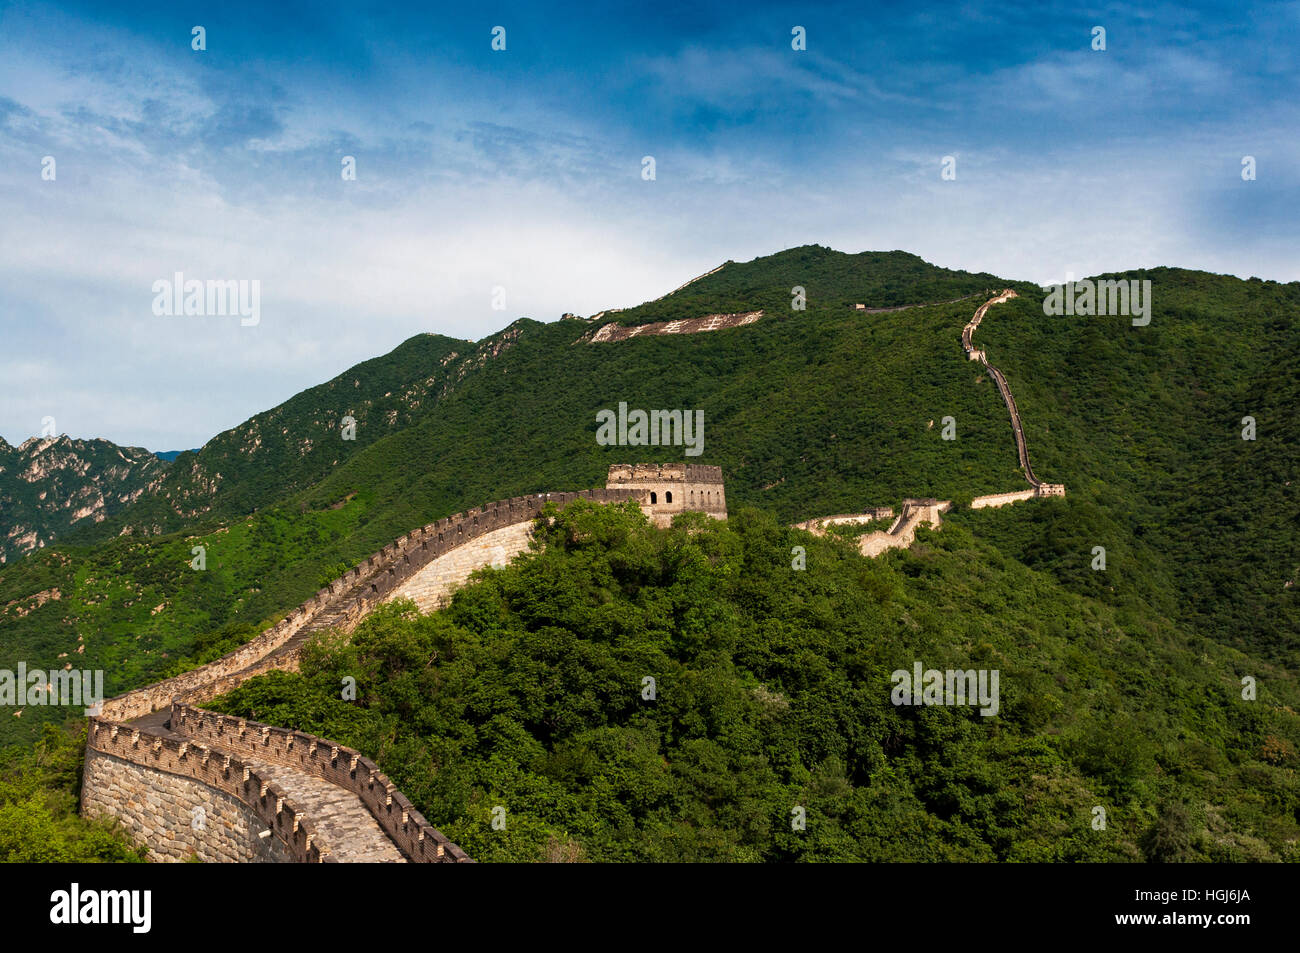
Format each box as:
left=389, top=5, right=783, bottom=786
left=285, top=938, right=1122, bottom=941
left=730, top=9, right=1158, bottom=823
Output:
left=244, top=759, right=406, bottom=863
left=962, top=289, right=1044, bottom=488
left=125, top=706, right=406, bottom=861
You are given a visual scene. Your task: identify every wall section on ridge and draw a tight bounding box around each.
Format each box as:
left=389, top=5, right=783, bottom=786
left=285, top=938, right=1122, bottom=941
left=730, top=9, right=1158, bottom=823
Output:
left=81, top=485, right=656, bottom=863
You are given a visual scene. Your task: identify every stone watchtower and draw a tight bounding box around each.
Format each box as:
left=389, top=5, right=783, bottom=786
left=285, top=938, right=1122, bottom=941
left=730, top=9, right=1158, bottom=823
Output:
left=605, top=463, right=727, bottom=527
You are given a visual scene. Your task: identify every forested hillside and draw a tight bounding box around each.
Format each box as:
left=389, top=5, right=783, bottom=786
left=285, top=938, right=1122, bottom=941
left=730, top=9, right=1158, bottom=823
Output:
left=971, top=268, right=1300, bottom=662
left=1, top=247, right=1297, bottom=863
left=206, top=500, right=1300, bottom=862
left=606, top=247, right=1004, bottom=324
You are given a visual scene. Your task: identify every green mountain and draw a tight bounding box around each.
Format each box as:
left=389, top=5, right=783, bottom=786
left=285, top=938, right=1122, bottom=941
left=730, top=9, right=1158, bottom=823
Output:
left=0, top=436, right=168, bottom=565
left=2, top=246, right=1298, bottom=862
left=56, top=331, right=475, bottom=543
left=605, top=246, right=1003, bottom=325
left=966, top=268, right=1300, bottom=662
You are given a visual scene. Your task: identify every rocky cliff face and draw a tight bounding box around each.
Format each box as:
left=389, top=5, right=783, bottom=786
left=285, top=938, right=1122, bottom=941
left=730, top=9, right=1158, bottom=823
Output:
left=0, top=435, right=168, bottom=563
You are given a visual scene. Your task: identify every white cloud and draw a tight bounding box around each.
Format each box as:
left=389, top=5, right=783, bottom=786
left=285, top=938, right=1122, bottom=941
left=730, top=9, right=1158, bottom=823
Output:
left=1, top=8, right=1297, bottom=450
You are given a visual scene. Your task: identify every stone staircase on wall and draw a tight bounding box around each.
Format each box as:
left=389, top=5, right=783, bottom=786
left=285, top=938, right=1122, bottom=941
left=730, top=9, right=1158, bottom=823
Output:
left=961, top=289, right=1066, bottom=499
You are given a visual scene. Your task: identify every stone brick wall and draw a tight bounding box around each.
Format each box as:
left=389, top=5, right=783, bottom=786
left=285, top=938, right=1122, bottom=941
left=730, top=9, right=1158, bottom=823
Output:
left=857, top=499, right=951, bottom=558
left=970, top=489, right=1039, bottom=509
left=83, top=717, right=333, bottom=862
left=81, top=482, right=681, bottom=863
left=170, top=704, right=470, bottom=863
left=82, top=747, right=294, bottom=863
left=792, top=508, right=895, bottom=534
left=388, top=520, right=534, bottom=611
left=99, top=488, right=647, bottom=721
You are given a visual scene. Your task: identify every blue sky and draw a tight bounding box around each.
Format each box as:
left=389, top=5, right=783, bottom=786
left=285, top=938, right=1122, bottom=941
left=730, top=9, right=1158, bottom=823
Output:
left=2, top=0, right=1298, bottom=449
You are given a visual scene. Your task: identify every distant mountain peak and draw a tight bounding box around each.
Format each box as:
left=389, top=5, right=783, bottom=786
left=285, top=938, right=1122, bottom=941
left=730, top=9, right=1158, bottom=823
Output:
left=0, top=435, right=169, bottom=563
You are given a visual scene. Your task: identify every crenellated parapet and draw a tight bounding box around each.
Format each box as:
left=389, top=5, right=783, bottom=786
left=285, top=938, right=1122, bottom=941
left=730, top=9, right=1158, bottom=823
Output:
left=792, top=508, right=895, bottom=534
left=84, top=473, right=724, bottom=863
left=169, top=704, right=471, bottom=863
left=97, top=489, right=649, bottom=721
left=83, top=714, right=335, bottom=862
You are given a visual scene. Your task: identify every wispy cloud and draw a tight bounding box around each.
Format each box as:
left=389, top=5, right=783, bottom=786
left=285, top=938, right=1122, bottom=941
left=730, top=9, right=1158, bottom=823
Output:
left=0, top=0, right=1296, bottom=448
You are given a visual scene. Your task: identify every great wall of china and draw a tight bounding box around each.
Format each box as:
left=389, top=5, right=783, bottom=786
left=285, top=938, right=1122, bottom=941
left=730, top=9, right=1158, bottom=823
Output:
left=962, top=290, right=1066, bottom=498
left=81, top=468, right=726, bottom=862
left=79, top=292, right=1063, bottom=862
left=797, top=290, right=1065, bottom=556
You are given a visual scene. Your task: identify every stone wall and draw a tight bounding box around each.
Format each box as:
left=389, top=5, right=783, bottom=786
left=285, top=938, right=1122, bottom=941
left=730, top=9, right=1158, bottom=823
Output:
left=82, top=747, right=294, bottom=863
left=387, top=520, right=534, bottom=612
left=170, top=704, right=470, bottom=863
left=98, top=488, right=647, bottom=721
left=83, top=717, right=334, bottom=862
left=82, top=480, right=705, bottom=863
left=970, top=484, right=1067, bottom=509
left=858, top=499, right=951, bottom=557
left=970, top=489, right=1038, bottom=509
left=792, top=508, right=894, bottom=534
left=961, top=288, right=1066, bottom=495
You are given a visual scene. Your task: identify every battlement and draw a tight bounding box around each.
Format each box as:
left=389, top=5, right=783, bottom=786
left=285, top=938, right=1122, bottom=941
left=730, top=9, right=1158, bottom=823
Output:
left=169, top=704, right=470, bottom=863
left=606, top=463, right=723, bottom=484
left=792, top=508, right=895, bottom=535
left=84, top=475, right=730, bottom=862
left=606, top=463, right=726, bottom=526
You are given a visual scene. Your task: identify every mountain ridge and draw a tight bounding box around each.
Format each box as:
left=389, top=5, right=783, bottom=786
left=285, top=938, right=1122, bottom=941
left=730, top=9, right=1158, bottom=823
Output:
left=0, top=435, right=168, bottom=564
left=2, top=245, right=1297, bottom=737
left=3, top=245, right=1298, bottom=865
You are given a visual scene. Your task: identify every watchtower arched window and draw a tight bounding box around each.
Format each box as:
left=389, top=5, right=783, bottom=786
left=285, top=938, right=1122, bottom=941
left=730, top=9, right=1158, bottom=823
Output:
left=665, top=491, right=672, bottom=503
left=650, top=492, right=658, bottom=504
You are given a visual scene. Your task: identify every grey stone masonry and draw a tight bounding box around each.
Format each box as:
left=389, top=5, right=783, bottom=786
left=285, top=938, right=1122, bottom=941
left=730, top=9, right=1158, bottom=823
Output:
left=82, top=747, right=294, bottom=863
